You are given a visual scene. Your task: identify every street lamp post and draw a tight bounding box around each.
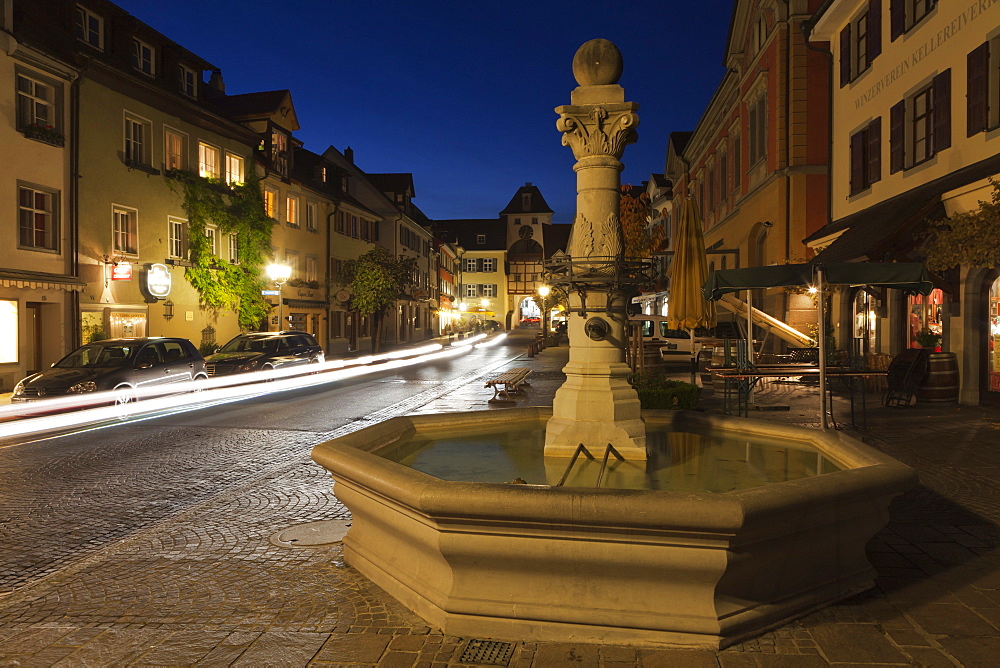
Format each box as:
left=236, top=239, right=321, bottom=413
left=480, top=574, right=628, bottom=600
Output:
left=537, top=285, right=550, bottom=346
left=266, top=263, right=292, bottom=332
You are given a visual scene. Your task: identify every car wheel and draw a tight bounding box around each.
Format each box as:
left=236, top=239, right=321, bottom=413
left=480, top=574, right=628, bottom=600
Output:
left=191, top=374, right=207, bottom=393
left=113, top=385, right=136, bottom=418
left=263, top=364, right=275, bottom=382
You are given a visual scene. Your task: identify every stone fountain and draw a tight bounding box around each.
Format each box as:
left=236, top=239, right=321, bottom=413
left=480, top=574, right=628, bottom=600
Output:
left=310, top=40, right=916, bottom=649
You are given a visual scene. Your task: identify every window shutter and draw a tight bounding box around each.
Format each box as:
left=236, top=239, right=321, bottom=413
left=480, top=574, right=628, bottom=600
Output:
left=849, top=131, right=863, bottom=195
left=492, top=284, right=498, bottom=298
left=840, top=26, right=852, bottom=87
left=868, top=117, right=882, bottom=183
left=889, top=100, right=905, bottom=173
left=967, top=42, right=990, bottom=136
left=477, top=258, right=484, bottom=272
left=869, top=0, right=882, bottom=60
left=890, top=0, right=904, bottom=41
left=932, top=69, right=951, bottom=153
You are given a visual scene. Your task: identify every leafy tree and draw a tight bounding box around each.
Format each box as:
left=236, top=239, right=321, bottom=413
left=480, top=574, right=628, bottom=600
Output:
left=166, top=169, right=273, bottom=330
left=620, top=185, right=665, bottom=259
left=926, top=179, right=1000, bottom=271
left=340, top=247, right=418, bottom=352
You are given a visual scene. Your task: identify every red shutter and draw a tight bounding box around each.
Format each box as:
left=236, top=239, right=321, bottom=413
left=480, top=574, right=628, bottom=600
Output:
left=849, top=131, right=863, bottom=195
left=868, top=117, right=882, bottom=183
left=890, top=0, right=904, bottom=41
left=933, top=69, right=951, bottom=154
left=967, top=42, right=990, bottom=136
left=889, top=100, right=905, bottom=173
left=840, top=26, right=852, bottom=87
left=869, top=0, right=882, bottom=60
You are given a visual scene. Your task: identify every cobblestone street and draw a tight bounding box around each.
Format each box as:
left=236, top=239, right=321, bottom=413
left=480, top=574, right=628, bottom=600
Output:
left=1, top=329, right=999, bottom=666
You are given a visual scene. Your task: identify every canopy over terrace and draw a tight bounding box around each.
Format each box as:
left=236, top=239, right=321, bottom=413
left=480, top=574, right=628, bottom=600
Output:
left=702, top=262, right=934, bottom=428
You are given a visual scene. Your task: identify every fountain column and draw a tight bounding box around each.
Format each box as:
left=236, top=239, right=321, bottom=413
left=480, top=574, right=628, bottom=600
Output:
left=545, top=39, right=646, bottom=460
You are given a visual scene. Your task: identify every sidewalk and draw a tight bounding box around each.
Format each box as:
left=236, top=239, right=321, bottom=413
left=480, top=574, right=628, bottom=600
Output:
left=1, top=328, right=999, bottom=666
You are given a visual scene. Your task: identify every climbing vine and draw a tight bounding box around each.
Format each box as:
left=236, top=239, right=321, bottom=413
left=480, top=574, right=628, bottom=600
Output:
left=165, top=169, right=273, bottom=330
left=925, top=179, right=1000, bottom=271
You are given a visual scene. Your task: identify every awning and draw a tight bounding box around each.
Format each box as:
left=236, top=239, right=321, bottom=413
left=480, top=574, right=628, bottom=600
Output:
left=285, top=299, right=329, bottom=309
left=0, top=268, right=86, bottom=291
left=702, top=262, right=933, bottom=301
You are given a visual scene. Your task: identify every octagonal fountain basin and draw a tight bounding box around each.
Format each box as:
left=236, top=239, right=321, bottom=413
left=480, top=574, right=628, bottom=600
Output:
left=311, top=408, right=915, bottom=649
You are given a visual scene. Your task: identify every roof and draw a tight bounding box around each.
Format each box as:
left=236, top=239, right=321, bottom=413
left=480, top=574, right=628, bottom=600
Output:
left=500, top=183, right=554, bottom=215
left=542, top=224, right=573, bottom=258
left=367, top=173, right=415, bottom=197
left=291, top=148, right=380, bottom=218
left=219, top=90, right=300, bottom=131
left=432, top=219, right=507, bottom=250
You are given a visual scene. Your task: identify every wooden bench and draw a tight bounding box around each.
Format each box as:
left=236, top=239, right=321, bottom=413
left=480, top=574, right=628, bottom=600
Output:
left=485, top=367, right=532, bottom=404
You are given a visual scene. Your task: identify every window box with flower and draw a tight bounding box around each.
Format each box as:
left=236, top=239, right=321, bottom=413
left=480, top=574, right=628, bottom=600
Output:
left=22, top=123, right=65, bottom=147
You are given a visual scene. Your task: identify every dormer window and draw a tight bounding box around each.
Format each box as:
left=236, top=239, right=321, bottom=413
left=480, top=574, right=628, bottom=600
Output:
left=522, top=193, right=531, bottom=208
left=131, top=39, right=155, bottom=77
left=269, top=128, right=289, bottom=178
left=178, top=65, right=197, bottom=98
left=477, top=234, right=486, bottom=244
left=74, top=5, right=103, bottom=51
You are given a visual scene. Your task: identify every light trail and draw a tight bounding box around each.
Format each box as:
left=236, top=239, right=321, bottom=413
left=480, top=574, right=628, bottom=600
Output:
left=0, top=332, right=496, bottom=441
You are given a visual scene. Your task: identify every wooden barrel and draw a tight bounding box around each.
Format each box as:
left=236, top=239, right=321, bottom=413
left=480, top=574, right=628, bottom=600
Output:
left=916, top=352, right=959, bottom=403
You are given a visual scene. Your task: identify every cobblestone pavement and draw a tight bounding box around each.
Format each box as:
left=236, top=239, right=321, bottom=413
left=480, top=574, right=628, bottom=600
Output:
left=1, top=329, right=999, bottom=665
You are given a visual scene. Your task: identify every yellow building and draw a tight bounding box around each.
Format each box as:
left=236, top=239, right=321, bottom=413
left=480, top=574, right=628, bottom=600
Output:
left=808, top=0, right=1000, bottom=404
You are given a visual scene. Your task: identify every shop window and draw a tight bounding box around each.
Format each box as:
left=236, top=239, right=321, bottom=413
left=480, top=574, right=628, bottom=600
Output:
left=907, top=289, right=944, bottom=349
left=853, top=290, right=879, bottom=353
left=989, top=276, right=1000, bottom=392
left=0, top=300, right=17, bottom=364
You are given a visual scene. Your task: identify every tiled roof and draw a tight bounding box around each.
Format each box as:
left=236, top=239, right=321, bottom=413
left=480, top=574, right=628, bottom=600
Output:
left=542, top=224, right=573, bottom=258
left=219, top=90, right=291, bottom=119
left=500, top=183, right=554, bottom=215
left=432, top=219, right=507, bottom=250
left=367, top=173, right=415, bottom=197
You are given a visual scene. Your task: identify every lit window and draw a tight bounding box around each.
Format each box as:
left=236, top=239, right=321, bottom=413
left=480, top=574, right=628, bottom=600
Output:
left=286, top=196, right=299, bottom=226
left=124, top=115, right=149, bottom=165
left=228, top=233, right=239, bottom=264
left=0, top=300, right=17, bottom=364
left=168, top=218, right=188, bottom=259
left=164, top=128, right=186, bottom=170
left=15, top=74, right=55, bottom=130
left=113, top=207, right=137, bottom=255
left=131, top=39, right=155, bottom=77
left=198, top=142, right=220, bottom=179
left=225, top=153, right=244, bottom=184
left=18, top=185, right=57, bottom=250
left=263, top=190, right=276, bottom=218
left=270, top=128, right=289, bottom=177
left=178, top=64, right=197, bottom=97
left=285, top=251, right=300, bottom=277
left=74, top=5, right=103, bottom=50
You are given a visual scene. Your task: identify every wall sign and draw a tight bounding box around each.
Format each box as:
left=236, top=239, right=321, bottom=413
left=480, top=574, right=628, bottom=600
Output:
left=145, top=263, right=172, bottom=298
left=111, top=261, right=132, bottom=281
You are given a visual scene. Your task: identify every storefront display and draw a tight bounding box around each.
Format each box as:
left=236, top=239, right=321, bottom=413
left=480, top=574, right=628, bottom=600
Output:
left=989, top=277, right=1000, bottom=393
left=908, top=289, right=944, bottom=349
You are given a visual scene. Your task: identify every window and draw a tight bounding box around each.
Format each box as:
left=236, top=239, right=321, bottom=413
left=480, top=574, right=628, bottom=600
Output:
left=164, top=128, right=186, bottom=170
left=198, top=142, right=220, bottom=179
left=522, top=193, right=531, bottom=208
left=476, top=234, right=486, bottom=244
left=889, top=70, right=950, bottom=172
left=15, top=73, right=55, bottom=130
left=719, top=150, right=728, bottom=203
left=306, top=202, right=317, bottom=231
left=334, top=211, right=346, bottom=234
left=113, top=207, right=138, bottom=255
left=967, top=39, right=1000, bottom=135
left=465, top=258, right=477, bottom=273
left=891, top=0, right=938, bottom=41
left=228, top=233, right=239, bottom=264
left=351, top=215, right=359, bottom=238
left=168, top=218, right=188, bottom=259
left=270, top=128, right=289, bottom=177
left=286, top=196, right=299, bottom=226
left=481, top=284, right=496, bottom=298
left=305, top=256, right=317, bottom=282
left=123, top=115, right=149, bottom=165
left=752, top=14, right=768, bottom=55
left=285, top=251, right=300, bottom=277
left=748, top=95, right=767, bottom=165
left=732, top=135, right=742, bottom=191
left=482, top=258, right=496, bottom=273
left=131, top=39, right=155, bottom=77
left=466, top=284, right=478, bottom=298
left=225, top=153, right=244, bottom=184
left=205, top=226, right=217, bottom=256
left=707, top=167, right=715, bottom=212
left=263, top=189, right=277, bottom=218
left=178, top=65, right=197, bottom=97
left=849, top=118, right=881, bottom=195
left=74, top=5, right=103, bottom=50
left=18, top=185, right=57, bottom=250
left=532, top=217, right=538, bottom=224
left=840, top=2, right=882, bottom=86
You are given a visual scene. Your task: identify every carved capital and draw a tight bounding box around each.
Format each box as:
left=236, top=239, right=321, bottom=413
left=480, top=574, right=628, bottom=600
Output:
left=556, top=103, right=639, bottom=161
left=569, top=211, right=624, bottom=260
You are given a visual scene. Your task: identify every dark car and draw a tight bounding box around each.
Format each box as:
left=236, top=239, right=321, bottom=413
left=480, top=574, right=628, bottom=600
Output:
left=204, top=331, right=324, bottom=377
left=12, top=337, right=207, bottom=408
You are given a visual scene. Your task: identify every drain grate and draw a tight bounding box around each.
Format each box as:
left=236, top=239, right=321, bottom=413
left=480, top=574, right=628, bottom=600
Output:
left=459, top=639, right=514, bottom=665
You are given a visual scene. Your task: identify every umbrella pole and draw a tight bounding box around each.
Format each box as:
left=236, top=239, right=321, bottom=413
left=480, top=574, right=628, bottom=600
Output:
left=689, top=327, right=696, bottom=385
left=745, top=289, right=754, bottom=363
left=817, top=267, right=829, bottom=430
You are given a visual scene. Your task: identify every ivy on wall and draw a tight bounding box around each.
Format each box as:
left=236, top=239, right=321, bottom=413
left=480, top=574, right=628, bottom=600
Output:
left=925, top=179, right=1000, bottom=271
left=165, top=169, right=273, bottom=330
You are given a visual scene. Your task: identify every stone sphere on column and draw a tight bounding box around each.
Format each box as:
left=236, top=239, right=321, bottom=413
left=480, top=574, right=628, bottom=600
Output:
left=572, top=39, right=623, bottom=86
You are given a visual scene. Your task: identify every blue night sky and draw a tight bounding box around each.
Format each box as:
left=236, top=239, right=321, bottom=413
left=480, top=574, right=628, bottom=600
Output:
left=114, top=0, right=733, bottom=222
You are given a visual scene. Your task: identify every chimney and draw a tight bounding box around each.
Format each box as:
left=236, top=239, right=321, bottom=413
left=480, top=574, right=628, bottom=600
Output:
left=208, top=69, right=225, bottom=93
left=344, top=146, right=354, bottom=164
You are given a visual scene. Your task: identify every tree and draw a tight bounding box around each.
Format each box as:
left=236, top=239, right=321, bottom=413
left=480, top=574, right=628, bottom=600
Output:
left=340, top=247, right=418, bottom=353
left=620, top=185, right=665, bottom=259
left=926, top=179, right=1000, bottom=271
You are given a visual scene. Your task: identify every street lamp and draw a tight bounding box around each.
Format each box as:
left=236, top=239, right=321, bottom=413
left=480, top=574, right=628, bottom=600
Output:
left=537, top=285, right=550, bottom=345
left=266, top=263, right=292, bottom=331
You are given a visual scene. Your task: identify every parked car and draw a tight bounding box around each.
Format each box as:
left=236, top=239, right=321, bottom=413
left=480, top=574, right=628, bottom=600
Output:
left=204, top=331, right=324, bottom=377
left=11, top=337, right=207, bottom=408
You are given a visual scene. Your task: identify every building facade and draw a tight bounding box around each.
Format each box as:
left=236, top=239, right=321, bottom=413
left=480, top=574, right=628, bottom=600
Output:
left=808, top=0, right=1000, bottom=405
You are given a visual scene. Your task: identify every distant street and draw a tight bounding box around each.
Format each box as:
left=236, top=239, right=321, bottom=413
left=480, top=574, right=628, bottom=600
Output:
left=0, top=336, right=522, bottom=595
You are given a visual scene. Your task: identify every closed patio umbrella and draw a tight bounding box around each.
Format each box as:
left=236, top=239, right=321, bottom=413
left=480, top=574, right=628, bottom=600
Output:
left=666, top=198, right=716, bottom=380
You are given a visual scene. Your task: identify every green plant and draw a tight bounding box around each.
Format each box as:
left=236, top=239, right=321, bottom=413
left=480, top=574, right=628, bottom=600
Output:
left=630, top=373, right=701, bottom=410
left=198, top=341, right=218, bottom=357
left=339, top=247, right=418, bottom=353
left=926, top=179, right=1000, bottom=271
left=165, top=168, right=273, bottom=330
left=915, top=328, right=942, bottom=348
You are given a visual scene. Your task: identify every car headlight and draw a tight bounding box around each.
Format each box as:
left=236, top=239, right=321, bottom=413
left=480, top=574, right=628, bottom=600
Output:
left=68, top=381, right=98, bottom=393
left=12, top=381, right=25, bottom=396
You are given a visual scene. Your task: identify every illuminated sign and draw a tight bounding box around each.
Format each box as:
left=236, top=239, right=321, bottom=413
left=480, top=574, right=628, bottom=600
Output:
left=146, top=263, right=172, bottom=298
left=111, top=261, right=132, bottom=280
